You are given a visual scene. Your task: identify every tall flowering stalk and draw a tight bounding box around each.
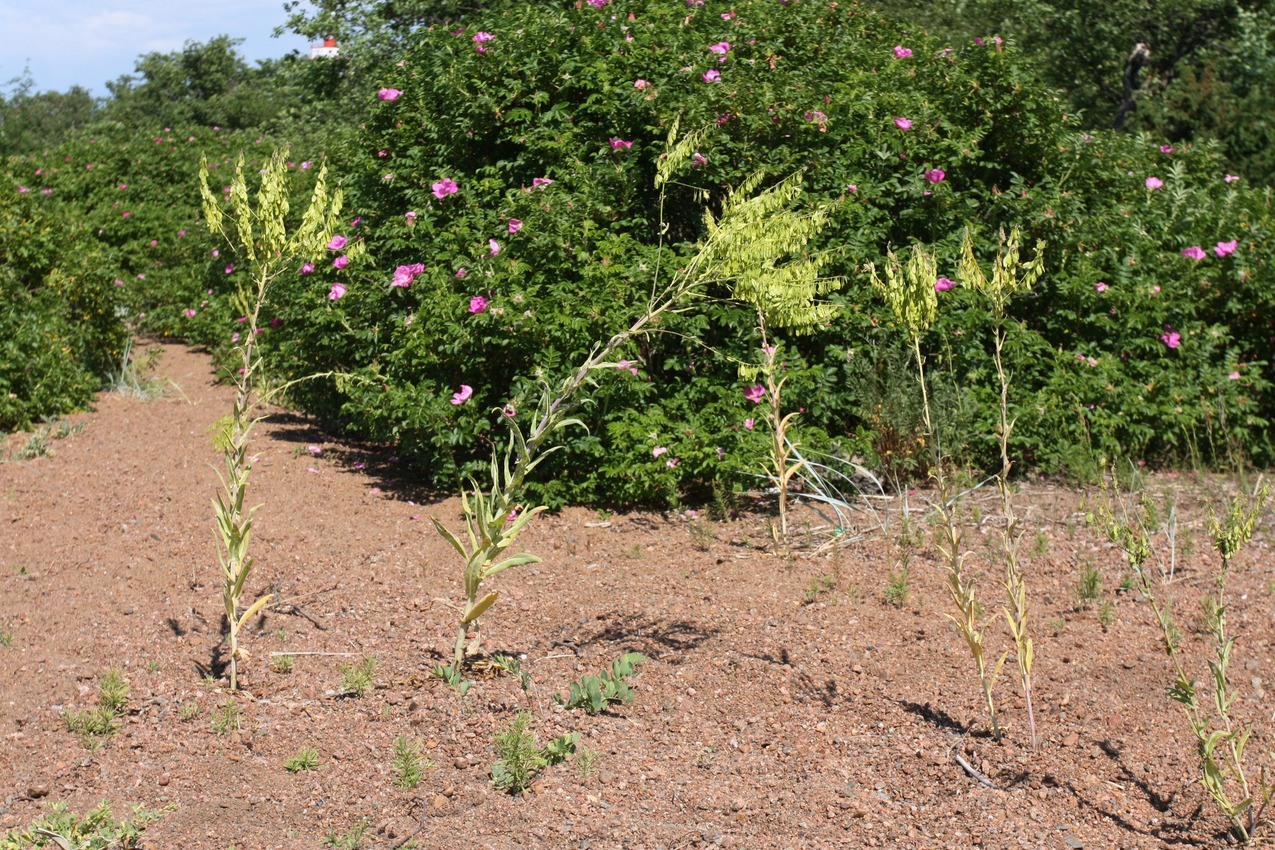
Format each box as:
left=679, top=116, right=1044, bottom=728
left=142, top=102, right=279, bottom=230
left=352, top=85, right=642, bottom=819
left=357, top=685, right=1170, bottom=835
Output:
left=871, top=244, right=1003, bottom=739
left=958, top=226, right=1045, bottom=747
left=434, top=125, right=840, bottom=673
left=198, top=149, right=349, bottom=691
left=742, top=316, right=806, bottom=550
left=1100, top=483, right=1272, bottom=844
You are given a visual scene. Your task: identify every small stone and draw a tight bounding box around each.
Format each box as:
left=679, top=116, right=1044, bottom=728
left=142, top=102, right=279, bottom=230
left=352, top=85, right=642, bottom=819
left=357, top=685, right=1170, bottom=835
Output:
left=453, top=757, right=468, bottom=770
left=730, top=799, right=745, bottom=812
left=158, top=773, right=171, bottom=787
left=27, top=784, right=50, bottom=799
left=432, top=794, right=447, bottom=810
left=1062, top=732, right=1079, bottom=747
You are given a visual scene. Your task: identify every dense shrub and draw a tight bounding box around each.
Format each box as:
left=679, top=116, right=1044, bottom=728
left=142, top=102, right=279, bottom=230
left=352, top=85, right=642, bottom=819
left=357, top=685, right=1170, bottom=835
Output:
left=252, top=0, right=1270, bottom=503
left=4, top=0, right=1271, bottom=503
left=0, top=178, right=127, bottom=429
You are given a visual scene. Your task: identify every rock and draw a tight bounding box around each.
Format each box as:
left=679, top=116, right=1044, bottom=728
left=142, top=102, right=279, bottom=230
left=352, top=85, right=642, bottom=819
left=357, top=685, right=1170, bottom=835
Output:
left=27, top=784, right=49, bottom=799
left=1062, top=732, right=1079, bottom=747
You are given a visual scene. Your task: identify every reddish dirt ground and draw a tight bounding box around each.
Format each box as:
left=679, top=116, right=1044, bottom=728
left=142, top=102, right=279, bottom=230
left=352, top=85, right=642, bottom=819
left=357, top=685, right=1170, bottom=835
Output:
left=2, top=341, right=1274, bottom=849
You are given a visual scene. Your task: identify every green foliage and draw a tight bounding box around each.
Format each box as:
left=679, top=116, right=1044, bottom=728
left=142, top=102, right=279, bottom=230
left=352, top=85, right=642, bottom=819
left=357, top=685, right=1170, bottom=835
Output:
left=322, top=821, right=369, bottom=850
left=63, top=670, right=129, bottom=750
left=554, top=652, right=645, bottom=716
left=211, top=698, right=241, bottom=734
left=0, top=177, right=127, bottom=431
left=284, top=748, right=320, bottom=773
left=0, top=802, right=168, bottom=850
left=490, top=711, right=578, bottom=795
left=431, top=664, right=473, bottom=696
left=340, top=657, right=378, bottom=696
left=392, top=736, right=434, bottom=790
left=1075, top=565, right=1104, bottom=605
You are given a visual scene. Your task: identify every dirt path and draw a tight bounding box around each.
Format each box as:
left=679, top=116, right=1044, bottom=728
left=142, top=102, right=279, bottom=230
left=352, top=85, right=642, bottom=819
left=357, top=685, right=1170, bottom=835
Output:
left=1, top=342, right=1271, bottom=848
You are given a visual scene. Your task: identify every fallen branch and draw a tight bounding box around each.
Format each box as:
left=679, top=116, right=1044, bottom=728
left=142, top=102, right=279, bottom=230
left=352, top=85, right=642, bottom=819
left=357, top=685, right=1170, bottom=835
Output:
left=953, top=752, right=999, bottom=790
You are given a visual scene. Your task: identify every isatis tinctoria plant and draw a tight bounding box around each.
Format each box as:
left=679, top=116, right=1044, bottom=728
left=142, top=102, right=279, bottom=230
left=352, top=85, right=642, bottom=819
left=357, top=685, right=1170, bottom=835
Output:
left=958, top=226, right=1046, bottom=747
left=198, top=148, right=352, bottom=691
left=433, top=124, right=840, bottom=675
left=1099, top=480, right=1272, bottom=843
left=871, top=243, right=1004, bottom=738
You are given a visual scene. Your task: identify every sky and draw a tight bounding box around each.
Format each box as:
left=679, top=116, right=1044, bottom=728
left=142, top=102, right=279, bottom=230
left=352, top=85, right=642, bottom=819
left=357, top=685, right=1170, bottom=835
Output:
left=0, top=0, right=316, bottom=97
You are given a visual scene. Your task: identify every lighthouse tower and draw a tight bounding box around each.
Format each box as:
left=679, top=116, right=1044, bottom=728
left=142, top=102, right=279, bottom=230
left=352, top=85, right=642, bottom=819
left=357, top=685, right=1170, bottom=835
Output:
left=309, top=38, right=339, bottom=59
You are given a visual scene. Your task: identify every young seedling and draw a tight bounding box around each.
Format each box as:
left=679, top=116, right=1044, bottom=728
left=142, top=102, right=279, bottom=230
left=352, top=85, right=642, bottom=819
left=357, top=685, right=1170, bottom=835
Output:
left=198, top=148, right=350, bottom=692
left=0, top=802, right=169, bottom=849
left=392, top=736, right=434, bottom=790
left=284, top=748, right=320, bottom=773
left=490, top=711, right=579, bottom=795
left=554, top=652, right=646, bottom=715
left=341, top=657, right=378, bottom=696
left=212, top=698, right=241, bottom=735
left=63, top=669, right=130, bottom=750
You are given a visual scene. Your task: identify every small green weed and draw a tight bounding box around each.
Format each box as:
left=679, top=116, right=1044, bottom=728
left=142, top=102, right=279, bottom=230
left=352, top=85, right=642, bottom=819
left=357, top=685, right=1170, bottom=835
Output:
left=0, top=630, right=12, bottom=648
left=13, top=418, right=84, bottom=460
left=284, top=748, right=320, bottom=773
left=1075, top=564, right=1103, bottom=606
left=884, top=566, right=910, bottom=607
left=554, top=652, right=645, bottom=715
left=803, top=574, right=836, bottom=604
left=575, top=744, right=601, bottom=779
left=490, top=711, right=579, bottom=795
left=490, top=653, right=531, bottom=693
left=273, top=654, right=296, bottom=673
left=0, top=802, right=169, bottom=849
left=1097, top=600, right=1115, bottom=629
left=1047, top=617, right=1066, bottom=634
left=392, top=736, right=434, bottom=790
left=1031, top=529, right=1049, bottom=558
left=322, top=821, right=369, bottom=849
left=341, top=657, right=378, bottom=696
left=64, top=670, right=130, bottom=749
left=179, top=702, right=201, bottom=722
left=212, top=699, right=241, bottom=734
left=432, top=664, right=473, bottom=696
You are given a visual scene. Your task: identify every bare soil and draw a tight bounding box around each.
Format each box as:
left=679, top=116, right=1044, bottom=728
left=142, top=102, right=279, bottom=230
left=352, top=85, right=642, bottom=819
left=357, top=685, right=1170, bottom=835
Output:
left=2, top=342, right=1274, bottom=849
